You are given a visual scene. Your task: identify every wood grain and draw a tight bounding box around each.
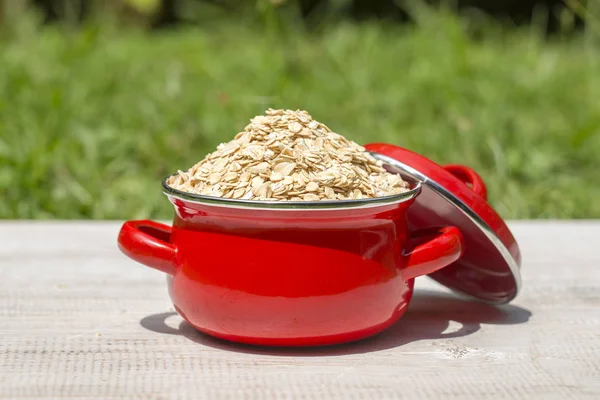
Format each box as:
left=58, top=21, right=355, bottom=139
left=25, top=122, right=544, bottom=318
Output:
left=1, top=221, right=599, bottom=399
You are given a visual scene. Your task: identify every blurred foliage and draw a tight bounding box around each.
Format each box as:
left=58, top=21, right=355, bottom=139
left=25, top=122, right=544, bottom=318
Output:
left=0, top=0, right=588, bottom=31
left=1, top=4, right=599, bottom=220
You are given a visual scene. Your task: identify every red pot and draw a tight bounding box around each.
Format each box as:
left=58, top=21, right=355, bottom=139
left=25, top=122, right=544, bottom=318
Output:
left=118, top=154, right=464, bottom=347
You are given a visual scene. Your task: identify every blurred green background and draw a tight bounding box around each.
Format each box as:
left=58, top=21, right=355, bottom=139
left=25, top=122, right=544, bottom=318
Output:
left=0, top=0, right=599, bottom=220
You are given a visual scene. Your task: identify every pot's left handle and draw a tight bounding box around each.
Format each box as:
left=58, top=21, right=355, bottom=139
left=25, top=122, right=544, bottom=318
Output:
left=118, top=220, right=177, bottom=275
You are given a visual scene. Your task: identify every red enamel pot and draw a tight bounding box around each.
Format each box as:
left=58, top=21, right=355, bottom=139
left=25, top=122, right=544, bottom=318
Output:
left=118, top=153, right=465, bottom=347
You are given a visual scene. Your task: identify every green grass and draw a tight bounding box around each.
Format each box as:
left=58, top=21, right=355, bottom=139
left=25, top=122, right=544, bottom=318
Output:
left=1, top=10, right=599, bottom=219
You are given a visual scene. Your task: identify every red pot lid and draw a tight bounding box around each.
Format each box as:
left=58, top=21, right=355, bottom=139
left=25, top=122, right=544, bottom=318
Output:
left=365, top=143, right=521, bottom=304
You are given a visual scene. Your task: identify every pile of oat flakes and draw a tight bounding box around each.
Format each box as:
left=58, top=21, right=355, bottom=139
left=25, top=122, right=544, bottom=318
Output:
left=167, top=109, right=410, bottom=201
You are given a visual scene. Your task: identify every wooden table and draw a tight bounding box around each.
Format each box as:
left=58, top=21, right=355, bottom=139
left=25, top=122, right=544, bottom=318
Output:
left=1, top=221, right=598, bottom=399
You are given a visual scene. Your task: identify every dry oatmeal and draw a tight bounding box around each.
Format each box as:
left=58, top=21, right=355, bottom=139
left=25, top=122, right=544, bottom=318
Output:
left=166, top=109, right=410, bottom=201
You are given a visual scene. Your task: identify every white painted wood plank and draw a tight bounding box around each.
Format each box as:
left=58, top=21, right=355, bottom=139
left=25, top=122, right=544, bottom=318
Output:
left=0, top=221, right=599, bottom=399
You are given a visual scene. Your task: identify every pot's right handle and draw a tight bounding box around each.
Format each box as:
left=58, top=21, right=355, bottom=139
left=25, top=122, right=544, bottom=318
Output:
left=118, top=220, right=177, bottom=275
left=401, top=226, right=464, bottom=280
left=442, top=164, right=488, bottom=200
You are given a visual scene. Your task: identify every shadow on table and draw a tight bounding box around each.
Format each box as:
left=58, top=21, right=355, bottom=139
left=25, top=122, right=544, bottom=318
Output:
left=139, top=289, right=531, bottom=357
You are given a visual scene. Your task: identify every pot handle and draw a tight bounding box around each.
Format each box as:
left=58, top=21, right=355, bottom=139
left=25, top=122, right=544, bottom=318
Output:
left=118, top=220, right=177, bottom=275
left=443, top=164, right=488, bottom=200
left=401, top=226, right=464, bottom=280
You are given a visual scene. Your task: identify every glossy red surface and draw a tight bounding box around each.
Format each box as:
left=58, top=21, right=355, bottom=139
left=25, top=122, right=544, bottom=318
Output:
left=365, top=143, right=521, bottom=303
left=118, top=187, right=464, bottom=346
left=443, top=164, right=488, bottom=201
